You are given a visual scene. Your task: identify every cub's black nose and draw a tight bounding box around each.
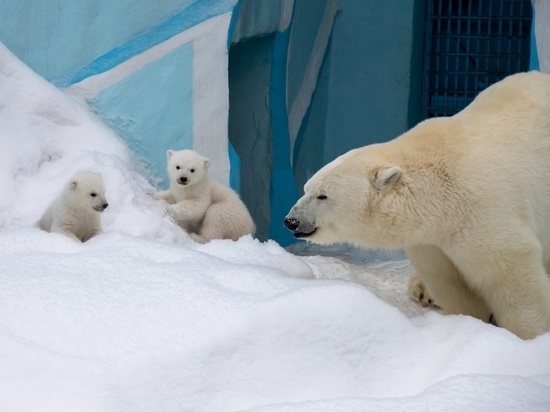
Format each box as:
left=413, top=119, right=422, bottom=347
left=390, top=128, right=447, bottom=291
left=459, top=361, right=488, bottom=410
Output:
left=103, top=203, right=109, bottom=209
left=179, top=177, right=188, bottom=184
left=284, top=217, right=300, bottom=231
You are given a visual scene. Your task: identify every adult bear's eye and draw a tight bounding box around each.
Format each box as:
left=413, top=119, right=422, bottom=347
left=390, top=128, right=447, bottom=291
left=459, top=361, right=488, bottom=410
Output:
left=176, top=166, right=180, bottom=170
left=317, top=195, right=327, bottom=200
left=190, top=169, right=195, bottom=173
left=90, top=193, right=97, bottom=197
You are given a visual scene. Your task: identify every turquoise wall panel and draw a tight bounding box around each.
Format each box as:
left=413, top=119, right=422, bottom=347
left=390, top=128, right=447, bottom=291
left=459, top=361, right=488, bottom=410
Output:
left=322, top=0, right=416, bottom=164
left=93, top=44, right=194, bottom=188
left=0, top=0, right=198, bottom=81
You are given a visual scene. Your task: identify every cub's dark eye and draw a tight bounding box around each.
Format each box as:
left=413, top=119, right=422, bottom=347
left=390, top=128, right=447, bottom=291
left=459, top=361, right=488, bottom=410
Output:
left=317, top=195, right=327, bottom=200
left=90, top=193, right=97, bottom=197
left=190, top=169, right=195, bottom=173
left=176, top=166, right=180, bottom=170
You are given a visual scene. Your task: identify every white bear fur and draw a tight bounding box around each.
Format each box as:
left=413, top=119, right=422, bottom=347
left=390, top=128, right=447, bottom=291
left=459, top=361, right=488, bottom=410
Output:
left=154, top=149, right=255, bottom=243
left=39, top=171, right=108, bottom=242
left=285, top=71, right=550, bottom=340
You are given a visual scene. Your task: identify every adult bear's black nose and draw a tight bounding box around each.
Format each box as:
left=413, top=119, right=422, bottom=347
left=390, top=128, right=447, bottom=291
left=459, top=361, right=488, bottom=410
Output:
left=284, top=217, right=300, bottom=231
left=103, top=203, right=109, bottom=209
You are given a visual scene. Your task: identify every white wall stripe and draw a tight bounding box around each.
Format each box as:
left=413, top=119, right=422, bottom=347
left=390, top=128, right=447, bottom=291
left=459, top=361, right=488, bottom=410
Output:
left=192, top=13, right=232, bottom=185
left=67, top=14, right=231, bottom=100
left=287, top=0, right=339, bottom=164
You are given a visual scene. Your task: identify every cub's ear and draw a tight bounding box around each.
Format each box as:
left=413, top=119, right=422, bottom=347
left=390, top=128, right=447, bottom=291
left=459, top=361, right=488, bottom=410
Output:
left=166, top=149, right=174, bottom=159
left=204, top=158, right=211, bottom=168
left=70, top=181, right=78, bottom=190
left=374, top=166, right=401, bottom=190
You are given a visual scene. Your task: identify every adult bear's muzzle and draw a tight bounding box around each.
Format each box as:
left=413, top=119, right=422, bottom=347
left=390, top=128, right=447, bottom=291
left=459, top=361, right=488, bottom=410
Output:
left=284, top=217, right=300, bottom=231
left=283, top=215, right=317, bottom=238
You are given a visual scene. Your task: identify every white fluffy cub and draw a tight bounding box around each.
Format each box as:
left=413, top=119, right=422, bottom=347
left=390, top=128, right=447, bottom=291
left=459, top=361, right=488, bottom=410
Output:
left=154, top=149, right=255, bottom=243
left=39, top=171, right=109, bottom=242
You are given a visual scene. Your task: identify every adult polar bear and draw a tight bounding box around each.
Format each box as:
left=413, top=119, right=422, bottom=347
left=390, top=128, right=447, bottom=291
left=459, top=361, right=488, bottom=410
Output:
left=284, top=71, right=550, bottom=340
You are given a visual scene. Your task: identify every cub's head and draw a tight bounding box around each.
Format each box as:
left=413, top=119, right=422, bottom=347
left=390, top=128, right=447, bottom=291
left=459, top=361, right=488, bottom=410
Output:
left=68, top=172, right=109, bottom=212
left=284, top=148, right=404, bottom=248
left=166, top=149, right=209, bottom=187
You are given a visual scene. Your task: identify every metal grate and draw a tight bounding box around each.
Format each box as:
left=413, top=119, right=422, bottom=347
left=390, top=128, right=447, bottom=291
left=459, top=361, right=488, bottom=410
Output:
left=421, top=0, right=532, bottom=119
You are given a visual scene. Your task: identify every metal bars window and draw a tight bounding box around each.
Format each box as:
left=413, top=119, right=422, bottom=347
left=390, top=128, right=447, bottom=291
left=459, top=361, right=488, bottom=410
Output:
left=421, top=0, right=532, bottom=119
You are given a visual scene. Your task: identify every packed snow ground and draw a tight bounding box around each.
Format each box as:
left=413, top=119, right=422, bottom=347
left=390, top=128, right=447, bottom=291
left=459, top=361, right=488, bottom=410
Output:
left=1, top=43, right=550, bottom=412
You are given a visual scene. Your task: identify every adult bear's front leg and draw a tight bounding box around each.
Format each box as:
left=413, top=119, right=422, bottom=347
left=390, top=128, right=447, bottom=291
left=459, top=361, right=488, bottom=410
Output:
left=405, top=245, right=491, bottom=321
left=449, top=239, right=550, bottom=340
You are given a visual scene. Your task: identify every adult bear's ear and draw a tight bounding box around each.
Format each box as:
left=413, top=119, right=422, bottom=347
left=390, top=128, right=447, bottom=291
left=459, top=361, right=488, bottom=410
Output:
left=374, top=166, right=401, bottom=190
left=70, top=180, right=78, bottom=190
left=166, top=149, right=174, bottom=159
left=204, top=158, right=211, bottom=169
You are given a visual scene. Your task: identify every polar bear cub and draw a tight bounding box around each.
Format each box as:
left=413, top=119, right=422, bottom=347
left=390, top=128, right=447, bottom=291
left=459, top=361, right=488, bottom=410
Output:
left=284, top=71, right=550, bottom=340
left=39, top=171, right=109, bottom=242
left=154, top=149, right=255, bottom=243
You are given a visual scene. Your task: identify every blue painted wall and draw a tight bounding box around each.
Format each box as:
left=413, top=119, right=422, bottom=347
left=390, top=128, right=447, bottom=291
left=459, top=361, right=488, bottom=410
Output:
left=93, top=44, right=194, bottom=187
left=323, top=0, right=417, bottom=164
left=287, top=0, right=333, bottom=190
left=0, top=0, right=197, bottom=81
left=286, top=1, right=328, bottom=110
